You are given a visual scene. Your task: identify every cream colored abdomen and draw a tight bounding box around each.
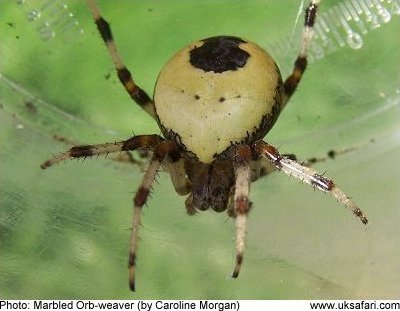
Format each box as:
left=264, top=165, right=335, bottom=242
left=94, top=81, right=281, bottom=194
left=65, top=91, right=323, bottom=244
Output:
left=154, top=40, right=281, bottom=163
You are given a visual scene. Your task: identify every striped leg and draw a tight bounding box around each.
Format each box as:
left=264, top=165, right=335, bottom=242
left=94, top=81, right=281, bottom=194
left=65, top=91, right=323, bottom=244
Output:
left=50, top=134, right=151, bottom=168
left=40, top=134, right=163, bottom=169
left=87, top=0, right=156, bottom=117
left=257, top=154, right=297, bottom=179
left=254, top=140, right=368, bottom=225
left=257, top=143, right=365, bottom=180
left=231, top=146, right=252, bottom=278
left=129, top=141, right=176, bottom=291
left=282, top=0, right=321, bottom=106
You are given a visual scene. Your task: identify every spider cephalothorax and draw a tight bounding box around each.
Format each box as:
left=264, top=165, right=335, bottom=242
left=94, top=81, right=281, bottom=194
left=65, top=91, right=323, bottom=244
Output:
left=42, top=0, right=367, bottom=292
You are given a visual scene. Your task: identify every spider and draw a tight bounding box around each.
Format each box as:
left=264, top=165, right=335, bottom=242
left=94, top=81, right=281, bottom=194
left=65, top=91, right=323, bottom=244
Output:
left=41, top=0, right=368, bottom=291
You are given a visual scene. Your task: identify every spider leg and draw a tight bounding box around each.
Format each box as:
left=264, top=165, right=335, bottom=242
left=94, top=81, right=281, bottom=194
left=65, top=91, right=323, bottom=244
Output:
left=226, top=186, right=236, bottom=218
left=231, top=146, right=252, bottom=278
left=40, top=134, right=163, bottom=169
left=282, top=0, right=321, bottom=106
left=254, top=140, right=368, bottom=225
left=129, top=141, right=177, bottom=291
left=51, top=134, right=150, bottom=168
left=257, top=143, right=365, bottom=179
left=87, top=0, right=156, bottom=118
left=258, top=154, right=297, bottom=179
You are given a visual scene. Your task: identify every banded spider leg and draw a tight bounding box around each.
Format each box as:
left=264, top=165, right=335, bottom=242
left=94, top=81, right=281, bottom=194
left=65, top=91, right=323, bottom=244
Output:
left=41, top=135, right=182, bottom=291
left=254, top=140, right=368, bottom=225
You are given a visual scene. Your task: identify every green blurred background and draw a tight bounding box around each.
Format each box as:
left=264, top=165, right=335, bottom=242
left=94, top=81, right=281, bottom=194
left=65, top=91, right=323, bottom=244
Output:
left=1, top=0, right=399, bottom=299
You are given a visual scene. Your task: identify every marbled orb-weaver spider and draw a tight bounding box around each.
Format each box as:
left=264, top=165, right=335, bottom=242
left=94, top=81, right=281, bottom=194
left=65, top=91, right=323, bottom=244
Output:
left=41, top=0, right=368, bottom=291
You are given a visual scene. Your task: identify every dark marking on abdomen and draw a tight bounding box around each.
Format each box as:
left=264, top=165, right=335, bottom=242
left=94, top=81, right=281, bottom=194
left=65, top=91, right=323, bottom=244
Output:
left=189, top=36, right=250, bottom=73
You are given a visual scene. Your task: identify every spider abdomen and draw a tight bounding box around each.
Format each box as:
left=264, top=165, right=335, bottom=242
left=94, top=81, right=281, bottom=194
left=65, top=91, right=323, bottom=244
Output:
left=154, top=36, right=284, bottom=164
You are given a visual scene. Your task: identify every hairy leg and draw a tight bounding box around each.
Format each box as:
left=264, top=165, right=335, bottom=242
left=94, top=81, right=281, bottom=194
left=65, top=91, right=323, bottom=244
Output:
left=41, top=135, right=163, bottom=169
left=254, top=140, right=368, bottom=225
left=87, top=0, right=156, bottom=117
left=128, top=141, right=179, bottom=291
left=282, top=0, right=321, bottom=106
left=231, top=146, right=252, bottom=278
